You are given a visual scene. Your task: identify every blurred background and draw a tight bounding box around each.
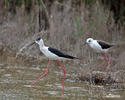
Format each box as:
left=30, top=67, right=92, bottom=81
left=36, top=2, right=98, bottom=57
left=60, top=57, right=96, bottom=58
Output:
left=0, top=0, right=125, bottom=100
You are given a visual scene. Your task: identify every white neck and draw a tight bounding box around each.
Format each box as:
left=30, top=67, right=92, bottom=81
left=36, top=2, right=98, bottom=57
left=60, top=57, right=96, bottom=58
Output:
left=39, top=41, right=45, bottom=49
left=36, top=39, right=45, bottom=49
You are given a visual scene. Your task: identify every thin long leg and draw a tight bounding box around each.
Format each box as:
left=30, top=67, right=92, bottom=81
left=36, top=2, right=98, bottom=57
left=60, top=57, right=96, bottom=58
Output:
left=56, top=60, right=66, bottom=94
left=31, top=60, right=51, bottom=87
left=105, top=53, right=111, bottom=72
left=98, top=53, right=107, bottom=71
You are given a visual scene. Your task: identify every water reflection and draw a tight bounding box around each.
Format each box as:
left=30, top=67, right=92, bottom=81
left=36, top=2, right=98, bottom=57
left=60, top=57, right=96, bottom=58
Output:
left=0, top=53, right=124, bottom=100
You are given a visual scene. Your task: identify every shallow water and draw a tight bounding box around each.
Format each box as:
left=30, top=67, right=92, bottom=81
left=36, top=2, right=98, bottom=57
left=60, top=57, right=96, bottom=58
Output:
left=0, top=54, right=124, bottom=100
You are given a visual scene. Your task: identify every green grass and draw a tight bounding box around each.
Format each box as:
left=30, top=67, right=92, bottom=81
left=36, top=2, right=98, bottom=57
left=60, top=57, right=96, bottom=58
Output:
left=74, top=17, right=84, bottom=37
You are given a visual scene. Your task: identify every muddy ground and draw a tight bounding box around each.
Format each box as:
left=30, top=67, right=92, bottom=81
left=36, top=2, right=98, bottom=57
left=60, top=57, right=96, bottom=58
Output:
left=0, top=0, right=125, bottom=90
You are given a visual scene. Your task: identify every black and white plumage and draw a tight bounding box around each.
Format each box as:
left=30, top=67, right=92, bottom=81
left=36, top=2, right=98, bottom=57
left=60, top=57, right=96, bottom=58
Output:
left=85, top=38, right=115, bottom=73
left=35, top=38, right=78, bottom=60
left=86, top=38, right=115, bottom=53
left=30, top=37, right=78, bottom=93
left=48, top=47, right=77, bottom=59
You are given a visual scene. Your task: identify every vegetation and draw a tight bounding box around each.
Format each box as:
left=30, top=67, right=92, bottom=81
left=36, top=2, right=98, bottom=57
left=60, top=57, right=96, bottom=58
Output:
left=2, top=0, right=125, bottom=26
left=0, top=0, right=125, bottom=99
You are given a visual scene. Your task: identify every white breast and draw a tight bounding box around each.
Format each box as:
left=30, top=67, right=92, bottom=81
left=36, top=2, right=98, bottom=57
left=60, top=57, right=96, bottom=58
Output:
left=40, top=47, right=61, bottom=59
left=89, top=40, right=102, bottom=52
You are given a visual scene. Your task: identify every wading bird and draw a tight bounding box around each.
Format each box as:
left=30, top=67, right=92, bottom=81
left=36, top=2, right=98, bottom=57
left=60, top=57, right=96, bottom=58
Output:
left=30, top=38, right=78, bottom=93
left=85, top=38, right=115, bottom=72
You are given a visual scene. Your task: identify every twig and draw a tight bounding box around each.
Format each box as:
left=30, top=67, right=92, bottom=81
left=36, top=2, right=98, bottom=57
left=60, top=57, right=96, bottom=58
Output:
left=40, top=0, right=50, bottom=24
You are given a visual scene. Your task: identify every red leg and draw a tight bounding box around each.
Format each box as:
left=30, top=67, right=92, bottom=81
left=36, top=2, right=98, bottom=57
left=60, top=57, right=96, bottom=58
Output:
left=56, top=60, right=66, bottom=94
left=99, top=53, right=107, bottom=71
left=105, top=54, right=111, bottom=72
left=31, top=60, right=51, bottom=87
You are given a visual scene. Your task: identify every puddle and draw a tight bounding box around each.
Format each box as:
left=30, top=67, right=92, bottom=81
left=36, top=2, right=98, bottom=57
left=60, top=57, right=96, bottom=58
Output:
left=0, top=53, right=124, bottom=100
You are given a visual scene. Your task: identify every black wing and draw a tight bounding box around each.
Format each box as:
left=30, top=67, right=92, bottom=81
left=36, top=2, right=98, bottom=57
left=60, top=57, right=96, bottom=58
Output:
left=97, top=40, right=114, bottom=49
left=48, top=47, right=78, bottom=59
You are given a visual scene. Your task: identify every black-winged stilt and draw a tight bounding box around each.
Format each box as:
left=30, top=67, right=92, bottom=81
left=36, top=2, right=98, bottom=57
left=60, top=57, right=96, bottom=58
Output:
left=85, top=38, right=115, bottom=72
left=30, top=38, right=78, bottom=93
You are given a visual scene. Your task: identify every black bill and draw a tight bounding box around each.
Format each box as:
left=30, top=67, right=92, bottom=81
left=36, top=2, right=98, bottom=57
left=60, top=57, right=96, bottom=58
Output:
left=28, top=41, right=35, bottom=47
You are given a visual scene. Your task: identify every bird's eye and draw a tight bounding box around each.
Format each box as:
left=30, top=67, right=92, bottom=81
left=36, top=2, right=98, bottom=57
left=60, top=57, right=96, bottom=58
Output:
left=88, top=40, right=91, bottom=42
left=36, top=38, right=41, bottom=41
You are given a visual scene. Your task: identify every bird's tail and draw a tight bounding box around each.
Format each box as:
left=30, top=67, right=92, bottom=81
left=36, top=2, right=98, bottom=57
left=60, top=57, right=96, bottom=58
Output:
left=72, top=56, right=79, bottom=60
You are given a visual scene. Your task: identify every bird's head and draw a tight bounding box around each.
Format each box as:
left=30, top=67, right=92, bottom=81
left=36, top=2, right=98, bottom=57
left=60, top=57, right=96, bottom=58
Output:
left=86, top=38, right=94, bottom=45
left=35, top=38, right=44, bottom=47
left=28, top=37, right=44, bottom=47
left=35, top=37, right=42, bottom=44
